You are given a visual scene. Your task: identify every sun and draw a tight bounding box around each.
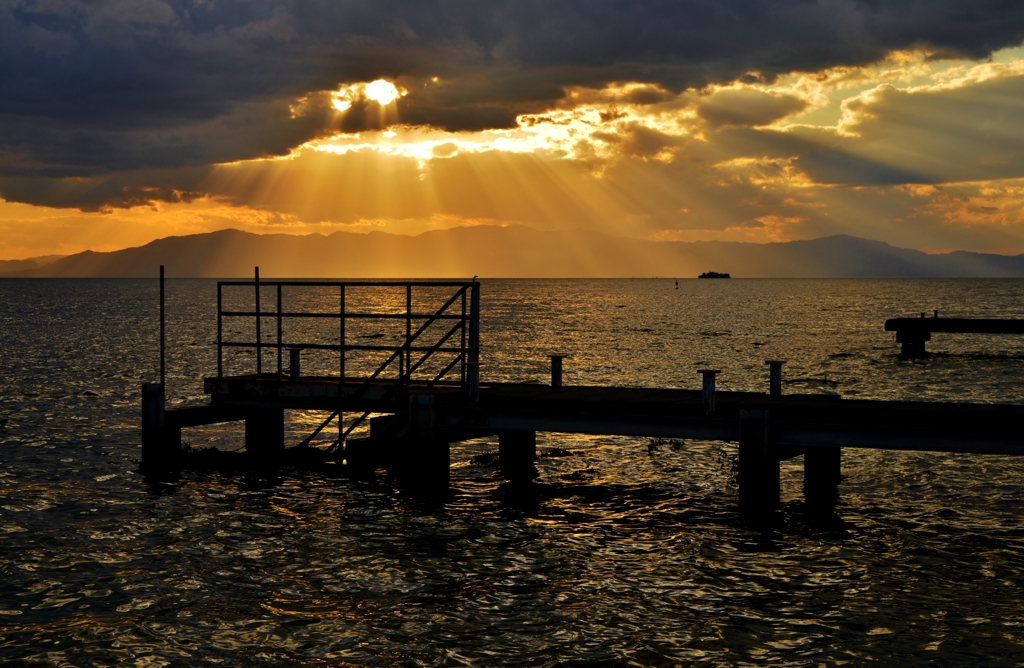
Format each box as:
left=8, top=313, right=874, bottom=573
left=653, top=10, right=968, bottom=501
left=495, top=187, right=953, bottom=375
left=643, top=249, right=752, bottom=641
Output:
left=364, top=79, right=401, bottom=105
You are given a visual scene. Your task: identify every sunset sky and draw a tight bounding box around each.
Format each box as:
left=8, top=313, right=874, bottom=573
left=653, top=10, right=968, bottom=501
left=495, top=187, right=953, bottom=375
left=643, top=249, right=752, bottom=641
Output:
left=4, top=1, right=1024, bottom=260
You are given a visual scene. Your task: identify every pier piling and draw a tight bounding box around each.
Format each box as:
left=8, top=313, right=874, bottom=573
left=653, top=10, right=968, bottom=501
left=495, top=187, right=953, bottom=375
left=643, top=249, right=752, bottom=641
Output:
left=141, top=382, right=180, bottom=472
left=244, top=407, right=284, bottom=463
left=383, top=394, right=450, bottom=490
left=804, top=447, right=841, bottom=506
left=499, top=430, right=537, bottom=479
left=738, top=410, right=779, bottom=512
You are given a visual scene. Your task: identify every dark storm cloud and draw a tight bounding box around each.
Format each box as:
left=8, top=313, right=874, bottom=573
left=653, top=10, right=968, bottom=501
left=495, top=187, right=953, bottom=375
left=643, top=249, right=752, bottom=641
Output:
left=3, top=0, right=1024, bottom=208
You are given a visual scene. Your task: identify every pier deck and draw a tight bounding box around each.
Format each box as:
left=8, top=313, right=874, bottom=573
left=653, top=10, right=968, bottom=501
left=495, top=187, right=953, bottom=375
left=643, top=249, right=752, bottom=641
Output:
left=181, top=375, right=1024, bottom=457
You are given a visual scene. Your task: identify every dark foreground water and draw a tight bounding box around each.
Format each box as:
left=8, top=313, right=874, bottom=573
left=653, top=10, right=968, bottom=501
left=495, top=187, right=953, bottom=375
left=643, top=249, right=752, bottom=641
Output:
left=2, top=278, right=1024, bottom=666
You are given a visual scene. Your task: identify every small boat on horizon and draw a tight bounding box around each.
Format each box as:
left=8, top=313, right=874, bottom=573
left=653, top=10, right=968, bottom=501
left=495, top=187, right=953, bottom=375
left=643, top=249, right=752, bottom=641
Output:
left=698, top=271, right=731, bottom=279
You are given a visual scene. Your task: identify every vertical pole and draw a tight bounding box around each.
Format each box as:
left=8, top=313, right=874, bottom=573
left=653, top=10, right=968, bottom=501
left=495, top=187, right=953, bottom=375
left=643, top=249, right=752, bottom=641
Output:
left=468, top=280, right=481, bottom=402
left=277, top=284, right=282, bottom=375
left=461, top=287, right=467, bottom=385
left=549, top=355, right=564, bottom=388
left=255, top=266, right=261, bottom=375
left=289, top=348, right=301, bottom=378
left=406, top=284, right=412, bottom=383
left=339, top=284, right=346, bottom=452
left=339, top=284, right=345, bottom=381
left=700, top=370, right=720, bottom=417
left=159, top=265, right=165, bottom=395
left=766, top=360, right=785, bottom=397
left=217, top=282, right=223, bottom=377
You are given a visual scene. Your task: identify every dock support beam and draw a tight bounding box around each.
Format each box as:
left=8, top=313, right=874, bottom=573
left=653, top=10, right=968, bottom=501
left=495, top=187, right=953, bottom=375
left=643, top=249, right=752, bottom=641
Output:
left=804, top=447, right=841, bottom=506
left=738, top=410, right=779, bottom=513
left=245, top=407, right=284, bottom=463
left=896, top=329, right=929, bottom=357
left=499, top=430, right=536, bottom=479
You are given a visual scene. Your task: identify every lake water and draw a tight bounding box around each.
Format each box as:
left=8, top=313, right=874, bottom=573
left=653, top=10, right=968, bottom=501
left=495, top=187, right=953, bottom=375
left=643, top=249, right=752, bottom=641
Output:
left=2, top=278, right=1024, bottom=665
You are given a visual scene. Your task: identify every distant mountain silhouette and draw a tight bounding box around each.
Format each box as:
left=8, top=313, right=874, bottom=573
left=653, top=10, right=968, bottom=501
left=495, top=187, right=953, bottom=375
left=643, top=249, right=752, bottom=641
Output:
left=0, top=254, right=66, bottom=274
left=3, top=226, right=1024, bottom=278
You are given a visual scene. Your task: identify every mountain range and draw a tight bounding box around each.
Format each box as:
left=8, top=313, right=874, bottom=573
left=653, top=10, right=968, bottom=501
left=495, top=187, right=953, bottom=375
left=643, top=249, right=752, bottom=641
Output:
left=3, top=226, right=1024, bottom=278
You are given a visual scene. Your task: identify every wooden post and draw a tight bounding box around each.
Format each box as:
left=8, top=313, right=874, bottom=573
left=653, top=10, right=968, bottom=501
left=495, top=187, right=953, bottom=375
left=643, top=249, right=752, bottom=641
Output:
left=804, top=447, right=841, bottom=506
left=549, top=355, right=564, bottom=388
left=141, top=383, right=179, bottom=473
left=499, top=430, right=537, bottom=479
left=699, top=370, right=720, bottom=417
left=738, top=410, right=779, bottom=512
left=766, top=360, right=785, bottom=397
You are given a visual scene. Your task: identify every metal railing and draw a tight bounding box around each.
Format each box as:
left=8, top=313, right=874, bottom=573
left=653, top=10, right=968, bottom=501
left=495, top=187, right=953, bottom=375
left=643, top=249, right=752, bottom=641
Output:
left=216, top=271, right=480, bottom=401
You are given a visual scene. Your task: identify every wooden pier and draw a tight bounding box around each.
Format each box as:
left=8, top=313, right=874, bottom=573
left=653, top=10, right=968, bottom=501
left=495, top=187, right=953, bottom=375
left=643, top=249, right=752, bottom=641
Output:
left=886, top=311, right=1024, bottom=356
left=142, top=273, right=1024, bottom=512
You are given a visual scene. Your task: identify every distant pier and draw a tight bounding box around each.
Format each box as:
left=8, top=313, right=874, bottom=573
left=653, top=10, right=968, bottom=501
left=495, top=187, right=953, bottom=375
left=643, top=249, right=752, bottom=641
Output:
left=886, top=311, right=1024, bottom=356
left=142, top=271, right=1024, bottom=513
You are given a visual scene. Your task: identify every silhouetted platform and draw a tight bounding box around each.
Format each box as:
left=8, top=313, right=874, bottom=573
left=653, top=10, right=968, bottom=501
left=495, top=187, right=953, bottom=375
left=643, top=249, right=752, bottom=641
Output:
left=886, top=315, right=1024, bottom=356
left=142, top=275, right=1024, bottom=514
left=163, top=375, right=1024, bottom=456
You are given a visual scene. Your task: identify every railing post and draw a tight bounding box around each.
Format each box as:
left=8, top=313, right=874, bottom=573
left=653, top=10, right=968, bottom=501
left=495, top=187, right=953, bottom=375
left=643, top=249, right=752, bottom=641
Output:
left=461, top=287, right=467, bottom=385
left=468, top=280, right=481, bottom=402
left=289, top=348, right=301, bottom=378
left=254, top=266, right=261, bottom=375
left=339, top=284, right=345, bottom=381
left=406, top=284, right=412, bottom=383
left=217, top=282, right=223, bottom=377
